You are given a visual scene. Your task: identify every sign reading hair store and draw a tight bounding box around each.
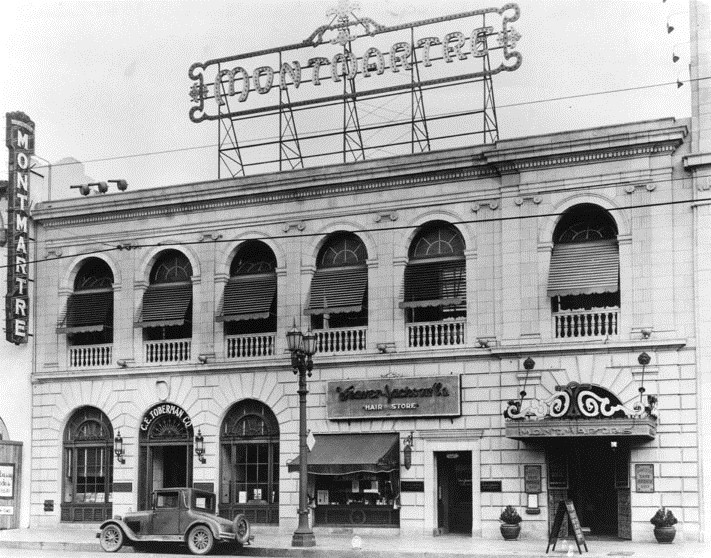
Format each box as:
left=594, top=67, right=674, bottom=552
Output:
left=327, top=375, right=460, bottom=420
left=4, top=112, right=34, bottom=345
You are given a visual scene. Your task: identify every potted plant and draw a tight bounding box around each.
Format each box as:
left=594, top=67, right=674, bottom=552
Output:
left=499, top=505, right=522, bottom=540
left=650, top=507, right=677, bottom=543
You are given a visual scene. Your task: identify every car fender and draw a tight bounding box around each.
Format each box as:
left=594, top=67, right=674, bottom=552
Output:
left=183, top=519, right=222, bottom=542
left=98, top=519, right=140, bottom=542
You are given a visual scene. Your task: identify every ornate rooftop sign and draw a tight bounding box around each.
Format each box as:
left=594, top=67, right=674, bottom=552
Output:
left=188, top=2, right=522, bottom=177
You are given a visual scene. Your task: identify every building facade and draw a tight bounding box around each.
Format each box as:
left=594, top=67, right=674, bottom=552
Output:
left=28, top=113, right=707, bottom=542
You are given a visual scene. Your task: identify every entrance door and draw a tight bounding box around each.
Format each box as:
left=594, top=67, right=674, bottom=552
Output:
left=548, top=439, right=627, bottom=538
left=436, top=451, right=472, bottom=535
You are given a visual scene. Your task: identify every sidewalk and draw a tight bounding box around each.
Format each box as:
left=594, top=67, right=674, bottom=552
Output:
left=0, top=525, right=709, bottom=557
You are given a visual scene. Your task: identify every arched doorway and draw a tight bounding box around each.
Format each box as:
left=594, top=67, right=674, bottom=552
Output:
left=219, top=399, right=279, bottom=524
left=138, top=403, right=194, bottom=510
left=61, top=407, right=113, bottom=522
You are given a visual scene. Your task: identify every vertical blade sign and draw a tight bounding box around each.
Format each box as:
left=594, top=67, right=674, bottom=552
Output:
left=5, top=112, right=34, bottom=345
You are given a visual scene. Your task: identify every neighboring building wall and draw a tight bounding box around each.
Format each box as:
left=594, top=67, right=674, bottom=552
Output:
left=28, top=118, right=703, bottom=541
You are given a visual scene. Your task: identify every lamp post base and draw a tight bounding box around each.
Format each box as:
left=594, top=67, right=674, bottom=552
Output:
left=291, top=531, right=316, bottom=547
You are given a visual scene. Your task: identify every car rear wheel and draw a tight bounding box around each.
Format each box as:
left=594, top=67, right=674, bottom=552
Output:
left=233, top=513, right=251, bottom=545
left=187, top=524, right=214, bottom=556
left=99, top=524, right=124, bottom=553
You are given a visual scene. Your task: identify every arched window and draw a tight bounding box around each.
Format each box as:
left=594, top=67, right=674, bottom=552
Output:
left=220, top=242, right=277, bottom=343
left=548, top=204, right=620, bottom=337
left=138, top=250, right=193, bottom=343
left=401, top=222, right=466, bottom=327
left=220, top=400, right=280, bottom=525
left=62, top=407, right=113, bottom=522
left=59, top=258, right=114, bottom=348
left=306, top=232, right=368, bottom=333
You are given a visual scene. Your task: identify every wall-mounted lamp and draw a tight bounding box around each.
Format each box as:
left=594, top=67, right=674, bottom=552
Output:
left=640, top=327, right=653, bottom=339
left=197, top=355, right=209, bottom=364
left=117, top=359, right=127, bottom=368
left=195, top=429, right=206, bottom=464
left=403, top=432, right=414, bottom=470
left=638, top=352, right=651, bottom=403
left=519, top=357, right=536, bottom=405
left=114, top=430, right=125, bottom=464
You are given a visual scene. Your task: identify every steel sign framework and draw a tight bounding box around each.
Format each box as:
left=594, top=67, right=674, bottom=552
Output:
left=189, top=2, right=522, bottom=177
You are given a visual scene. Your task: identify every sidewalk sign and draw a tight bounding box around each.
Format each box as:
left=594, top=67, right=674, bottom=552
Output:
left=546, top=499, right=588, bottom=554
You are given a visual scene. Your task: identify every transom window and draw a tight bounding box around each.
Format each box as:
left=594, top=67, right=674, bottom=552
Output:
left=410, top=222, right=465, bottom=260
left=319, top=233, right=367, bottom=268
left=151, top=250, right=192, bottom=284
left=74, top=258, right=113, bottom=291
left=230, top=241, right=277, bottom=276
left=554, top=204, right=618, bottom=244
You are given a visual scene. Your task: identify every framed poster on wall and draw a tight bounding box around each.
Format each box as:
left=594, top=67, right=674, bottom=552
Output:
left=0, top=464, right=14, bottom=499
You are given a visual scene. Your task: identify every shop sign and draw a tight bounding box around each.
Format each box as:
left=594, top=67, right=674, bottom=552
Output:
left=480, top=480, right=502, bottom=492
left=635, top=464, right=654, bottom=493
left=524, top=465, right=542, bottom=493
left=188, top=4, right=521, bottom=122
left=400, top=481, right=424, bottom=493
left=0, top=464, right=15, bottom=498
left=327, top=375, right=460, bottom=420
left=4, top=112, right=34, bottom=345
left=140, top=403, right=192, bottom=432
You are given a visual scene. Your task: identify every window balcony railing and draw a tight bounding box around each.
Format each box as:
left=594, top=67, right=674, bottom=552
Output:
left=553, top=308, right=619, bottom=339
left=144, top=339, right=191, bottom=364
left=314, top=326, right=368, bottom=354
left=68, top=344, right=113, bottom=368
left=406, top=320, right=466, bottom=348
left=225, top=333, right=276, bottom=359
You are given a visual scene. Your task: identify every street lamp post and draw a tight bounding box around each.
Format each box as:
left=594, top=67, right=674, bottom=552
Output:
left=286, top=323, right=317, bottom=548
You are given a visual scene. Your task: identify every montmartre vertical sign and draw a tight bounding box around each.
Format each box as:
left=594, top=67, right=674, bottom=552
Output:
left=5, top=112, right=34, bottom=345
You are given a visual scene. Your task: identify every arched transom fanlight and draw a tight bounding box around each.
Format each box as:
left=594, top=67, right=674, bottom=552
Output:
left=319, top=233, right=367, bottom=268
left=74, top=258, right=114, bottom=291
left=231, top=241, right=277, bottom=275
left=554, top=204, right=618, bottom=244
left=151, top=250, right=192, bottom=284
left=222, top=400, right=279, bottom=439
left=410, top=223, right=465, bottom=259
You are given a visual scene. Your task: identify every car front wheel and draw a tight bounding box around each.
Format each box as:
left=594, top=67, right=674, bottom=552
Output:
left=233, top=513, right=251, bottom=545
left=99, top=524, right=124, bottom=553
left=187, top=524, right=215, bottom=556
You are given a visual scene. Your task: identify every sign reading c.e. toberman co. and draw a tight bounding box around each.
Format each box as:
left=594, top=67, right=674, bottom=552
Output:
left=327, top=375, right=461, bottom=420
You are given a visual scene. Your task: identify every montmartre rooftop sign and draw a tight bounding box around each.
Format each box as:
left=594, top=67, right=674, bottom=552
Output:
left=188, top=2, right=521, bottom=122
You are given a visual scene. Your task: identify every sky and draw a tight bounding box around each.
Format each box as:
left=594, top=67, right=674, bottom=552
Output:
left=0, top=0, right=693, bottom=201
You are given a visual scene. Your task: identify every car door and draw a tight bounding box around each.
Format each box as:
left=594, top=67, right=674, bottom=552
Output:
left=151, top=490, right=181, bottom=535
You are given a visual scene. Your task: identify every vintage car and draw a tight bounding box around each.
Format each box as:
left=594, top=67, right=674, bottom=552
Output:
left=97, top=487, right=251, bottom=555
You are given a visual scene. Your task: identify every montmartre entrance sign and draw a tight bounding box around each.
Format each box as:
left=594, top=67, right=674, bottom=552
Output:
left=188, top=2, right=522, bottom=177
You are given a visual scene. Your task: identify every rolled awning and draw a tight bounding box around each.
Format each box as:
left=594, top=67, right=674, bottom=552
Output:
left=287, top=433, right=399, bottom=475
left=217, top=273, right=276, bottom=322
left=136, top=282, right=192, bottom=328
left=57, top=290, right=113, bottom=334
left=305, top=266, right=367, bottom=315
left=548, top=240, right=619, bottom=296
left=400, top=259, right=465, bottom=308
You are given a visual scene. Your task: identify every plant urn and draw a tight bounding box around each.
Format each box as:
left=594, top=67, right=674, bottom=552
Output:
left=653, top=526, right=676, bottom=544
left=500, top=523, right=521, bottom=540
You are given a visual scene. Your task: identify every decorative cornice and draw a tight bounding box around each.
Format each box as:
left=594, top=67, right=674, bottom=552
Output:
left=38, top=165, right=498, bottom=228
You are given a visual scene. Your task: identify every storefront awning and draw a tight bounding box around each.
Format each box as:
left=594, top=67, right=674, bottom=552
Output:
left=305, top=267, right=367, bottom=315
left=547, top=240, right=619, bottom=296
left=217, top=273, right=276, bottom=322
left=136, top=283, right=192, bottom=328
left=57, top=291, right=113, bottom=334
left=287, top=433, right=399, bottom=475
left=400, top=259, right=465, bottom=308
left=506, top=417, right=657, bottom=441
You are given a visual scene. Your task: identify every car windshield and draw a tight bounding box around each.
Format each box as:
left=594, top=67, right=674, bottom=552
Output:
left=192, top=493, right=215, bottom=513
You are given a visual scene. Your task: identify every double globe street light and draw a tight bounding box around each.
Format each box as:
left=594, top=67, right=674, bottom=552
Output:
left=286, top=323, right=317, bottom=547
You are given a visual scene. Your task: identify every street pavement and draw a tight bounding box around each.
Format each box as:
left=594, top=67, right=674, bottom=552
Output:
left=0, top=525, right=710, bottom=558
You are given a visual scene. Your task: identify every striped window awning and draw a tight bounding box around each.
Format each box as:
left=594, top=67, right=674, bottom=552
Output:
left=57, top=290, right=113, bottom=334
left=136, top=282, right=192, bottom=328
left=217, top=273, right=277, bottom=322
left=305, top=266, right=367, bottom=315
left=400, top=259, right=466, bottom=308
left=547, top=240, right=619, bottom=296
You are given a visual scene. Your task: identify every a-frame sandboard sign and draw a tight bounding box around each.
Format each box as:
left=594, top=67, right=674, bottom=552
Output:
left=546, top=499, right=588, bottom=554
